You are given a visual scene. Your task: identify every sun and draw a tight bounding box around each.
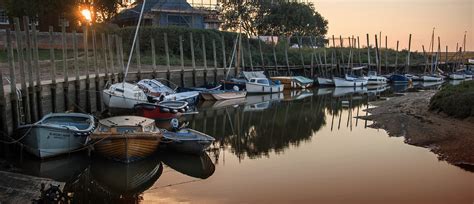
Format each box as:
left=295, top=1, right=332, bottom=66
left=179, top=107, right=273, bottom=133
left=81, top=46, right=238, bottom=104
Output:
left=81, top=9, right=92, bottom=22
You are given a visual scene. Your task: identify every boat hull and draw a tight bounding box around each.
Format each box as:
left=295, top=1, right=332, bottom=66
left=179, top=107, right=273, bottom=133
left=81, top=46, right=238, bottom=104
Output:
left=333, top=77, right=367, bottom=87
left=317, top=77, right=334, bottom=86
left=102, top=90, right=147, bottom=109
left=270, top=77, right=313, bottom=89
left=449, top=74, right=465, bottom=80
left=162, top=129, right=215, bottom=154
left=367, top=76, right=387, bottom=85
left=246, top=83, right=284, bottom=93
left=389, top=74, right=410, bottom=84
left=91, top=134, right=161, bottom=163
left=15, top=126, right=89, bottom=158
left=200, top=92, right=216, bottom=100
left=211, top=91, right=247, bottom=100
left=422, top=75, right=443, bottom=82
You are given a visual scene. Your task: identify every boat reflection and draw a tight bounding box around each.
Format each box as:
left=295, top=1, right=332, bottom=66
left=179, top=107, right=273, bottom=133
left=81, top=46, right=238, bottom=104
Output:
left=89, top=155, right=163, bottom=201
left=160, top=151, right=215, bottom=179
left=391, top=83, right=410, bottom=93
left=333, top=86, right=367, bottom=97
left=198, top=98, right=246, bottom=110
left=13, top=152, right=89, bottom=183
left=316, top=87, right=334, bottom=96
left=282, top=89, right=313, bottom=101
left=243, top=93, right=283, bottom=112
left=367, top=84, right=390, bottom=95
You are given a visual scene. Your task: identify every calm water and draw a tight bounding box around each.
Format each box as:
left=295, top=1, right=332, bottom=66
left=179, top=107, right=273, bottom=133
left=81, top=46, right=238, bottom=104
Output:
left=4, top=84, right=474, bottom=203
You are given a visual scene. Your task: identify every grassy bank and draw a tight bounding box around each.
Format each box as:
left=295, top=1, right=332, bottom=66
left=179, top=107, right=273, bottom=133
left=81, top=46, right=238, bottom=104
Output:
left=430, top=81, right=474, bottom=118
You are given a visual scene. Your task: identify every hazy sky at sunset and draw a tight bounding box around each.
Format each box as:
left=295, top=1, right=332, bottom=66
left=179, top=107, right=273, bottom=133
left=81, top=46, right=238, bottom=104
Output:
left=311, top=0, right=473, bottom=51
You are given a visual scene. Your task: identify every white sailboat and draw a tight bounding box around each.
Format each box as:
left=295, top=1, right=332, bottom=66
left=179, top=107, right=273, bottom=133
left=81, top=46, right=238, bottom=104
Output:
left=366, top=71, right=387, bottom=85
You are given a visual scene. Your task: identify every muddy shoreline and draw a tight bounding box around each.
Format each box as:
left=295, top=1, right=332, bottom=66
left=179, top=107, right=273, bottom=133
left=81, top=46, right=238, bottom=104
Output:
left=364, top=90, right=474, bottom=168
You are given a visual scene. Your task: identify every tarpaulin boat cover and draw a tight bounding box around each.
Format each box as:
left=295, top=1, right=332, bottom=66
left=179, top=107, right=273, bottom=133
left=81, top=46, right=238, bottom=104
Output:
left=243, top=71, right=267, bottom=81
left=293, top=76, right=313, bottom=84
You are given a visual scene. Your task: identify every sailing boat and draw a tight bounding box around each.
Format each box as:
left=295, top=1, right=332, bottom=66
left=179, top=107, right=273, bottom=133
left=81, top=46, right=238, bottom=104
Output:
left=102, top=0, right=148, bottom=109
left=421, top=29, right=443, bottom=82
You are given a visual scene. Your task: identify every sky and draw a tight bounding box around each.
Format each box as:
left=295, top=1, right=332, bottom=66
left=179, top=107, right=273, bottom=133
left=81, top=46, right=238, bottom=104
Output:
left=311, top=0, right=473, bottom=51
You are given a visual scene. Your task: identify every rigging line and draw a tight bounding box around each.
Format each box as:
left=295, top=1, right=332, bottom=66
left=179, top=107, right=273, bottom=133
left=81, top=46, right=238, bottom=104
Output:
left=123, top=0, right=147, bottom=83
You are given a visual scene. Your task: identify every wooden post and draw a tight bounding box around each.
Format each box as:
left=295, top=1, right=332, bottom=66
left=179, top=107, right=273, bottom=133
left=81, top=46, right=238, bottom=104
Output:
left=92, top=29, right=101, bottom=112
left=107, top=35, right=115, bottom=83
left=366, top=34, right=371, bottom=71
left=6, top=29, right=19, bottom=129
left=201, top=34, right=208, bottom=84
left=115, top=35, right=123, bottom=81
left=83, top=26, right=91, bottom=113
left=14, top=18, right=30, bottom=124
left=271, top=35, right=278, bottom=73
left=101, top=33, right=109, bottom=83
left=374, top=34, right=380, bottom=73
left=445, top=45, right=448, bottom=66
left=239, top=35, right=245, bottom=75
left=385, top=35, right=388, bottom=73
left=32, top=23, right=42, bottom=118
left=298, top=36, right=305, bottom=70
left=221, top=35, right=227, bottom=76
left=258, top=38, right=264, bottom=69
left=285, top=36, right=290, bottom=74
left=151, top=37, right=157, bottom=78
left=212, top=39, right=218, bottom=82
left=395, top=40, right=399, bottom=69
left=179, top=35, right=185, bottom=87
left=246, top=37, right=253, bottom=71
left=190, top=33, right=196, bottom=86
left=49, top=26, right=57, bottom=113
left=357, top=36, right=362, bottom=65
left=0, top=32, right=8, bottom=133
left=23, top=16, right=37, bottom=122
left=406, top=34, right=412, bottom=73
left=135, top=33, right=141, bottom=80
left=72, top=30, right=81, bottom=110
left=164, top=33, right=171, bottom=84
left=61, top=22, right=69, bottom=111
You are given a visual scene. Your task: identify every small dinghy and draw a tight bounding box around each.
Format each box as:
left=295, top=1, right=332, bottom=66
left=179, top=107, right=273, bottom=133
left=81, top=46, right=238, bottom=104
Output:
left=200, top=87, right=247, bottom=101
left=14, top=113, right=95, bottom=158
left=177, top=84, right=222, bottom=93
left=137, top=79, right=199, bottom=104
left=366, top=71, right=387, bottom=85
left=317, top=77, right=334, bottom=86
left=134, top=101, right=189, bottom=120
left=270, top=76, right=314, bottom=89
left=90, top=116, right=162, bottom=163
left=388, top=74, right=411, bottom=84
left=333, top=75, right=368, bottom=87
left=162, top=119, right=215, bottom=154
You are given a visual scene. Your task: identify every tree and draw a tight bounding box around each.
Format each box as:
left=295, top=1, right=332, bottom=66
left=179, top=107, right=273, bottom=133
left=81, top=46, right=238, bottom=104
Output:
left=220, top=0, right=267, bottom=36
left=94, top=0, right=123, bottom=23
left=257, top=2, right=328, bottom=38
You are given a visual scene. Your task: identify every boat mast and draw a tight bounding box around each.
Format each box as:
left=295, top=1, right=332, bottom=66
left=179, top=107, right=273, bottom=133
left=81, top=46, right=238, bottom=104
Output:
left=123, top=0, right=147, bottom=84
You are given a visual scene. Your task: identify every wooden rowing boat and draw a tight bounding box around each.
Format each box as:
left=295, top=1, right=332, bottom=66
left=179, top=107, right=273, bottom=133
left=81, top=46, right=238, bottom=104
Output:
left=90, top=116, right=162, bottom=163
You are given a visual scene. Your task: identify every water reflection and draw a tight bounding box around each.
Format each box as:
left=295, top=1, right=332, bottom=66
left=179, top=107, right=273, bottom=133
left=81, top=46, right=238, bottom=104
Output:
left=160, top=152, right=215, bottom=179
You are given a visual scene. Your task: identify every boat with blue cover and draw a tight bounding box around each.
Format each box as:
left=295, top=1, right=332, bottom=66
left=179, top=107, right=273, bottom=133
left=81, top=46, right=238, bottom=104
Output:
left=388, top=74, right=411, bottom=84
left=14, top=113, right=95, bottom=158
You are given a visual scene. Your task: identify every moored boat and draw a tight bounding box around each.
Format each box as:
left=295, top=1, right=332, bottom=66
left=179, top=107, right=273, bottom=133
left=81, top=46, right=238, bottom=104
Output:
left=162, top=124, right=215, bottom=154
left=449, top=72, right=466, bottom=80
left=333, top=76, right=368, bottom=87
left=102, top=82, right=148, bottom=109
left=137, top=79, right=199, bottom=104
left=317, top=77, right=334, bottom=86
left=201, top=89, right=247, bottom=101
left=366, top=71, right=387, bottom=85
left=90, top=116, right=162, bottom=163
left=421, top=75, right=443, bottom=82
left=14, top=113, right=95, bottom=158
left=246, top=78, right=284, bottom=93
left=269, top=76, right=313, bottom=89
left=388, top=74, right=411, bottom=84
left=134, top=101, right=189, bottom=120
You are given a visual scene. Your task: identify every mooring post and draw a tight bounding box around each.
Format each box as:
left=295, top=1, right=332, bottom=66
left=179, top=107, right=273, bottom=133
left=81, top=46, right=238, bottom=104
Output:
left=101, top=33, right=109, bottom=83
left=14, top=18, right=30, bottom=124
left=201, top=34, right=208, bottom=84
left=115, top=35, right=123, bottom=82
left=246, top=37, right=254, bottom=71
left=107, top=35, right=115, bottom=83
left=374, top=34, right=380, bottom=74
left=271, top=35, right=278, bottom=74
left=23, top=16, right=37, bottom=122
left=179, top=35, right=185, bottom=87
left=151, top=37, right=157, bottom=78
left=366, top=34, right=371, bottom=71
left=61, top=22, right=69, bottom=111
left=92, top=29, right=101, bottom=112
left=285, top=36, right=290, bottom=74
left=239, top=35, right=245, bottom=75
left=258, top=38, right=264, bottom=70
left=385, top=35, right=388, bottom=73
left=6, top=29, right=19, bottom=129
left=221, top=35, right=227, bottom=77
left=298, top=36, right=305, bottom=72
left=31, top=23, right=42, bottom=118
left=357, top=36, right=362, bottom=66
left=212, top=39, right=218, bottom=82
left=0, top=48, right=8, bottom=135
left=49, top=26, right=57, bottom=113
left=83, top=26, right=91, bottom=113
left=406, top=34, right=412, bottom=73
left=135, top=33, right=141, bottom=81
left=72, top=30, right=80, bottom=110
left=395, top=40, right=399, bottom=69
left=164, top=33, right=171, bottom=85
left=190, top=32, right=196, bottom=86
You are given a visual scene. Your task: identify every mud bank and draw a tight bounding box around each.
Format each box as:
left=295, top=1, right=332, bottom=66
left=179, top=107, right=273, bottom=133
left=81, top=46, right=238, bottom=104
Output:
left=364, top=90, right=474, bottom=168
